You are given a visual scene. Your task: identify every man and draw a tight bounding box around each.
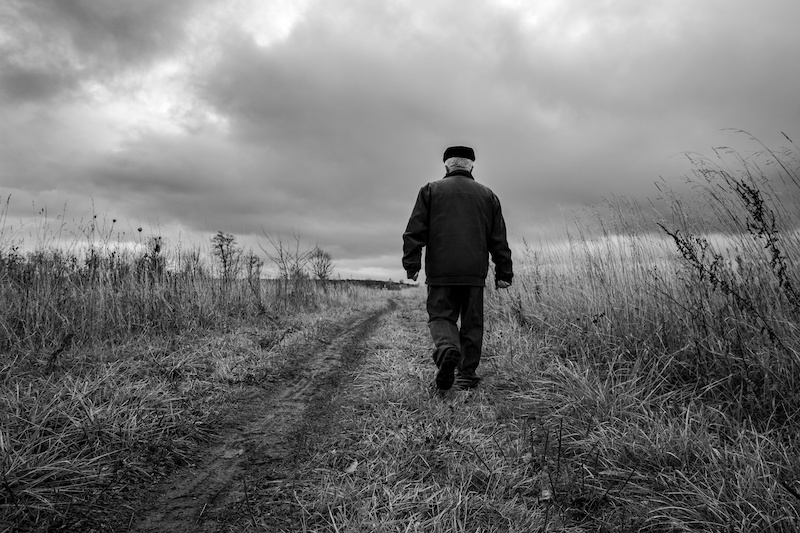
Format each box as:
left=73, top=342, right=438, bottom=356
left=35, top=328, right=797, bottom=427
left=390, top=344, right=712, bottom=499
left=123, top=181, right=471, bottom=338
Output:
left=402, top=145, right=513, bottom=391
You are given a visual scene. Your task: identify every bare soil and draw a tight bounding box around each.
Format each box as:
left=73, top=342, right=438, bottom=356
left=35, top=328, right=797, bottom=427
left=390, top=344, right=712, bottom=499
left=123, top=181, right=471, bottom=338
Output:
left=128, top=298, right=397, bottom=533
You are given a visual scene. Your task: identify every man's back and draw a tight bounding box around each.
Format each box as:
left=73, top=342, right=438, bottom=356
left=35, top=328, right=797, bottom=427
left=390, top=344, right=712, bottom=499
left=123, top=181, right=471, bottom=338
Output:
left=403, top=168, right=512, bottom=286
left=427, top=173, right=504, bottom=285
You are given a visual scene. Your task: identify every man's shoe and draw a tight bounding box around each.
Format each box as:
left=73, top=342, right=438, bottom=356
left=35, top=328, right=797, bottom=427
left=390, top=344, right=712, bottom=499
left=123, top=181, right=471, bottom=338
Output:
left=436, top=349, right=460, bottom=390
left=455, top=373, right=481, bottom=390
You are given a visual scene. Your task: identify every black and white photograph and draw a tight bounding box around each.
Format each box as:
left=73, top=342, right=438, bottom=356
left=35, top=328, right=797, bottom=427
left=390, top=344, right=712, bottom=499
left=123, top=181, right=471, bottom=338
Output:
left=2, top=0, right=799, bottom=531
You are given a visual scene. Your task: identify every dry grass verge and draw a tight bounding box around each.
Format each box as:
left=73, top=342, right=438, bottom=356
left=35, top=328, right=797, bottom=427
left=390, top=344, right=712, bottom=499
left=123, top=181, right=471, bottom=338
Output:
left=0, top=224, right=387, bottom=531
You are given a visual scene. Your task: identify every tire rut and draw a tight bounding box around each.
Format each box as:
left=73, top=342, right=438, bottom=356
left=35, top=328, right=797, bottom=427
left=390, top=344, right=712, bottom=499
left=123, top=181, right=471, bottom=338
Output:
left=130, top=300, right=395, bottom=533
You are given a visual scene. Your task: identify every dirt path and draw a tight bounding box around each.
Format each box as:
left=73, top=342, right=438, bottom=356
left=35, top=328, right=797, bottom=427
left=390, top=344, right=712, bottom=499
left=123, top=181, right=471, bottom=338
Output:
left=129, top=298, right=397, bottom=533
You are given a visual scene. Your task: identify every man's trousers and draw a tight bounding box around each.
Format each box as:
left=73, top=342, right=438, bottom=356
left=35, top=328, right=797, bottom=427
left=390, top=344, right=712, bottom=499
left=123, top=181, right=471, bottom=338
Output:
left=426, top=285, right=484, bottom=377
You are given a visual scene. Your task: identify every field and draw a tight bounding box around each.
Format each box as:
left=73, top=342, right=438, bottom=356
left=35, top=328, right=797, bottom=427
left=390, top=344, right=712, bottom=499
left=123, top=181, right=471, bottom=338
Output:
left=2, top=140, right=800, bottom=532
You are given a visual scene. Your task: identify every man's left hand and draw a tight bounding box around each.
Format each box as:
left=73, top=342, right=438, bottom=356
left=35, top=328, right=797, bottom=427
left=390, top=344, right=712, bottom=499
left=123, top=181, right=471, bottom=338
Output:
left=496, top=280, right=511, bottom=289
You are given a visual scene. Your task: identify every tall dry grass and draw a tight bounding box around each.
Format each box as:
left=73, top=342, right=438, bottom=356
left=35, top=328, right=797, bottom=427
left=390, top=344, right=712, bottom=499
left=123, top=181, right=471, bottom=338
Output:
left=483, top=135, right=800, bottom=530
left=0, top=211, right=376, bottom=531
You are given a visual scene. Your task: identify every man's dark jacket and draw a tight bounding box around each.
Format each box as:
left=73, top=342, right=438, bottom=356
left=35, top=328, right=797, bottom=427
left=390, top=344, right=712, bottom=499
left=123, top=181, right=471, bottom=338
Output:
left=403, top=170, right=513, bottom=286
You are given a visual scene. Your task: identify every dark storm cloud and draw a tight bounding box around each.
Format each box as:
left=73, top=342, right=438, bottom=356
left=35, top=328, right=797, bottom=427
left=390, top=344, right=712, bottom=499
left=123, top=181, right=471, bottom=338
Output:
left=0, top=0, right=200, bottom=103
left=0, top=65, right=77, bottom=103
left=476, top=0, right=800, bottom=228
left=85, top=134, right=262, bottom=220
left=44, top=0, right=195, bottom=64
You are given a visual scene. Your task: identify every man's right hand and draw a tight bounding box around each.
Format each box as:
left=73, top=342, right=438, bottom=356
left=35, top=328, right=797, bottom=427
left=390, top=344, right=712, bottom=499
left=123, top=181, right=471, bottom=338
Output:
left=496, top=280, right=511, bottom=289
left=407, top=270, right=419, bottom=281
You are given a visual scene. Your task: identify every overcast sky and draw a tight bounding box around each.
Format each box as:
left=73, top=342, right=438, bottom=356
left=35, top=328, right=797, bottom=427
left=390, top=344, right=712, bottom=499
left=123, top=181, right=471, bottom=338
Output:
left=1, top=0, right=798, bottom=279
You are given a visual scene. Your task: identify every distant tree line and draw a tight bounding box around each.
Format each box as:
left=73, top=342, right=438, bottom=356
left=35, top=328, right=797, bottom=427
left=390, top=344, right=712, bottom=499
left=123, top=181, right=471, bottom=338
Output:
left=211, top=230, right=335, bottom=282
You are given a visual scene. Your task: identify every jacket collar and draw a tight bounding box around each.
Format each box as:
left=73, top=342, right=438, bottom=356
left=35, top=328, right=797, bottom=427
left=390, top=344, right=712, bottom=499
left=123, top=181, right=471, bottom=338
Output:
left=444, top=169, right=474, bottom=179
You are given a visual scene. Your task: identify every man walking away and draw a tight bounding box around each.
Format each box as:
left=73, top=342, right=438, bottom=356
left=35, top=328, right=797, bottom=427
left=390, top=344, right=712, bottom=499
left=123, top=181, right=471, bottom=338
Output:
left=402, top=145, right=513, bottom=391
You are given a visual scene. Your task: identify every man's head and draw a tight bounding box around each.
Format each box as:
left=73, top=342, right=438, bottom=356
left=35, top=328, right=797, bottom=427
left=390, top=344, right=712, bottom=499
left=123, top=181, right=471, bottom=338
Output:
left=443, top=145, right=475, bottom=173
